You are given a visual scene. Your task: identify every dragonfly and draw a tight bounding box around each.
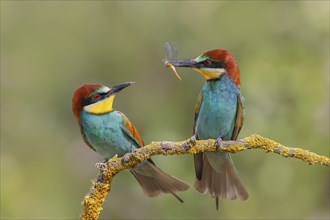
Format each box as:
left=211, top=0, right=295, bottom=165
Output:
left=163, top=42, right=182, bottom=80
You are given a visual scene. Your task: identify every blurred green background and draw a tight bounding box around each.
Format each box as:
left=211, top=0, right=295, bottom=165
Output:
left=1, top=1, right=329, bottom=219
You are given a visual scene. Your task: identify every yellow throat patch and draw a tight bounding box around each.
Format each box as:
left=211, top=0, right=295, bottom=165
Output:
left=84, top=95, right=115, bottom=114
left=193, top=68, right=225, bottom=80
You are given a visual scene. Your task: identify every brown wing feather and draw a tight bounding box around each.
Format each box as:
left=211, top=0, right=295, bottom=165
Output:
left=231, top=95, right=244, bottom=140
left=122, top=113, right=145, bottom=146
left=120, top=112, right=156, bottom=165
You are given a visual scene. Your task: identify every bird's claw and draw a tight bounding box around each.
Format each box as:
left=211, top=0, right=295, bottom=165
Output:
left=95, top=159, right=109, bottom=182
left=95, top=162, right=108, bottom=171
left=121, top=154, right=131, bottom=165
left=183, top=135, right=197, bottom=151
left=189, top=135, right=197, bottom=145
left=215, top=137, right=224, bottom=150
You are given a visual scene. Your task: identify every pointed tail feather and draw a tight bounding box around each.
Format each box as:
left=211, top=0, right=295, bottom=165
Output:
left=131, top=161, right=190, bottom=202
left=194, top=153, right=249, bottom=206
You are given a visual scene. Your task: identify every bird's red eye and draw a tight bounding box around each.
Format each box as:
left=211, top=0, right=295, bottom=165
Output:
left=203, top=60, right=212, bottom=66
left=93, top=93, right=101, bottom=100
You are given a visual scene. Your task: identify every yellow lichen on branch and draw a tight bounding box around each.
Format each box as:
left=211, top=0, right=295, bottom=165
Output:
left=80, top=134, right=330, bottom=220
left=244, top=135, right=330, bottom=166
left=81, top=181, right=110, bottom=220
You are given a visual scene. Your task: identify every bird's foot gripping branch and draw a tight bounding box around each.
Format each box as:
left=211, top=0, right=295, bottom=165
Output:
left=80, top=134, right=330, bottom=220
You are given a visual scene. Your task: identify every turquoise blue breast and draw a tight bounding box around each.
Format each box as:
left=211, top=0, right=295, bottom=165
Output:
left=80, top=110, right=137, bottom=159
left=196, top=74, right=240, bottom=140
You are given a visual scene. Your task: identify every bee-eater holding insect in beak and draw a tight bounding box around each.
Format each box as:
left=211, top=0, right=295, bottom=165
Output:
left=72, top=82, right=190, bottom=202
left=166, top=49, right=249, bottom=209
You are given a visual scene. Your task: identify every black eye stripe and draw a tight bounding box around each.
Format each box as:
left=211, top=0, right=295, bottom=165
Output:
left=81, top=92, right=109, bottom=106
left=81, top=97, right=94, bottom=106
left=196, top=60, right=225, bottom=69
left=98, top=92, right=108, bottom=97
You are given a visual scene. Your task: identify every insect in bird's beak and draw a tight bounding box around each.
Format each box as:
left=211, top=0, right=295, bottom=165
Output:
left=165, top=61, right=182, bottom=81
left=163, top=42, right=182, bottom=81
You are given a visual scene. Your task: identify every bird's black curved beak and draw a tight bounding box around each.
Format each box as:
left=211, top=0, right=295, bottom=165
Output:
left=165, top=59, right=198, bottom=80
left=169, top=59, right=197, bottom=68
left=108, top=82, right=135, bottom=96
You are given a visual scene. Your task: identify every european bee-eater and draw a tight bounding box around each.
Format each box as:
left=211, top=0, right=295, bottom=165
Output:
left=167, top=49, right=249, bottom=209
left=72, top=82, right=190, bottom=202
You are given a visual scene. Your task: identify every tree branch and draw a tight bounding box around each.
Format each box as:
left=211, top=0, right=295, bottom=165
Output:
left=80, top=134, right=330, bottom=220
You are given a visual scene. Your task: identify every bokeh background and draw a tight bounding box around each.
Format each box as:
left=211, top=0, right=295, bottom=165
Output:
left=1, top=1, right=329, bottom=219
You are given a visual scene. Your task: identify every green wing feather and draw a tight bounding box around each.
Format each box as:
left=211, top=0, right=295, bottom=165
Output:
left=80, top=126, right=96, bottom=151
left=193, top=92, right=204, bottom=180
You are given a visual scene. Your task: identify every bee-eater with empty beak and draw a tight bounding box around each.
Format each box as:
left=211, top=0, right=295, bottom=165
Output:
left=167, top=49, right=249, bottom=209
left=72, top=82, right=190, bottom=202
